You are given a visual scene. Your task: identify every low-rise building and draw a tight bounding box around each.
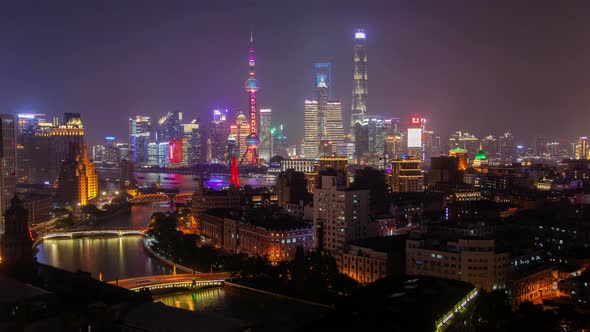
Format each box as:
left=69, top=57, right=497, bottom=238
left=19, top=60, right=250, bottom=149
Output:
left=199, top=208, right=314, bottom=262
left=339, top=245, right=388, bottom=284
left=406, top=236, right=511, bottom=291
left=510, top=265, right=556, bottom=308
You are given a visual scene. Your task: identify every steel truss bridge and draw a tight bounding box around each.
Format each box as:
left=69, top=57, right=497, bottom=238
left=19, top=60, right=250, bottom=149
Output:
left=129, top=192, right=194, bottom=204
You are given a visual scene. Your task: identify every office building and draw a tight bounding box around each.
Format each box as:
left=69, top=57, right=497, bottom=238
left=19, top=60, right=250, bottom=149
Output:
left=57, top=143, right=98, bottom=206
left=304, top=100, right=319, bottom=159
left=313, top=175, right=370, bottom=253
left=406, top=117, right=422, bottom=161
left=128, top=115, right=152, bottom=165
left=325, top=101, right=344, bottom=146
left=499, top=132, right=515, bottom=160
left=157, top=111, right=182, bottom=143
left=49, top=113, right=84, bottom=183
left=182, top=119, right=201, bottom=165
left=391, top=158, right=424, bottom=192
left=367, top=115, right=385, bottom=155
left=273, top=124, right=288, bottom=159
left=314, top=62, right=332, bottom=98
left=575, top=136, right=589, bottom=160
left=258, top=108, right=272, bottom=161
left=406, top=237, right=510, bottom=291
left=350, top=28, right=368, bottom=131
left=209, top=109, right=229, bottom=162
left=0, top=114, right=17, bottom=232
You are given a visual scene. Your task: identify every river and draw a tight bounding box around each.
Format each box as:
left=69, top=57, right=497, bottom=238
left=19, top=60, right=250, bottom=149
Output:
left=97, top=169, right=276, bottom=192
left=35, top=178, right=327, bottom=330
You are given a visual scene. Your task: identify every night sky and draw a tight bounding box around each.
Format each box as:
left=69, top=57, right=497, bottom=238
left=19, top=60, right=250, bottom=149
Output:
left=1, top=0, right=590, bottom=146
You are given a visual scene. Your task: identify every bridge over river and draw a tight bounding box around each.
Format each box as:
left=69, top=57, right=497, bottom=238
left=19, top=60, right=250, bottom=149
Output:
left=111, top=272, right=230, bottom=292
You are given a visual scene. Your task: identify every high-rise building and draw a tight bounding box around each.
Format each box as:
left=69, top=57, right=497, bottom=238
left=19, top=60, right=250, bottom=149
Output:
left=258, top=108, right=272, bottom=161
left=274, top=124, right=288, bottom=159
left=407, top=117, right=423, bottom=160
left=241, top=34, right=261, bottom=165
left=304, top=100, right=319, bottom=159
left=575, top=136, right=589, bottom=160
left=234, top=112, right=250, bottom=161
left=57, top=143, right=98, bottom=206
left=384, top=118, right=401, bottom=136
left=313, top=175, right=370, bottom=253
left=0, top=114, right=17, bottom=232
left=129, top=115, right=152, bottom=165
left=209, top=109, right=229, bottom=162
left=325, top=101, right=344, bottom=146
left=316, top=79, right=329, bottom=140
left=391, top=157, right=424, bottom=192
left=351, top=28, right=368, bottom=131
left=16, top=113, right=52, bottom=185
left=384, top=134, right=403, bottom=165
left=0, top=196, right=33, bottom=266
left=50, top=113, right=84, bottom=184
left=314, top=62, right=332, bottom=98
left=367, top=115, right=385, bottom=155
left=182, top=119, right=201, bottom=165
left=498, top=132, right=515, bottom=160
left=157, top=111, right=182, bottom=143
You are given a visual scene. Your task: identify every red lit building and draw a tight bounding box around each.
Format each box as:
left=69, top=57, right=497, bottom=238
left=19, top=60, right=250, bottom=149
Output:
left=168, top=138, right=182, bottom=164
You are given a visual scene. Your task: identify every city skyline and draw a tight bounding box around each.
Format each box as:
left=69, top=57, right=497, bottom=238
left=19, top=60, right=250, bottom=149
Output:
left=1, top=1, right=590, bottom=146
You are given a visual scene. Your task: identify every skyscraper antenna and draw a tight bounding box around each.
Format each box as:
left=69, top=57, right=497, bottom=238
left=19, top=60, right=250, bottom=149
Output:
left=250, top=31, right=253, bottom=44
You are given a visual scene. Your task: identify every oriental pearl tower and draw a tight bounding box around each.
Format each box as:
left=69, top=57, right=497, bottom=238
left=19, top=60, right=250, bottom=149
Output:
left=240, top=33, right=261, bottom=166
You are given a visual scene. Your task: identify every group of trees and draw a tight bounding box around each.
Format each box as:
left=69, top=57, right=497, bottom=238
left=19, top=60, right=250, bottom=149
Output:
left=147, top=211, right=359, bottom=304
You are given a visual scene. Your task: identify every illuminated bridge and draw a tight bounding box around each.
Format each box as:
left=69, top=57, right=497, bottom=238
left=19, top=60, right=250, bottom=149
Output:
left=111, top=273, right=230, bottom=292
left=37, top=227, right=146, bottom=241
left=129, top=192, right=194, bottom=204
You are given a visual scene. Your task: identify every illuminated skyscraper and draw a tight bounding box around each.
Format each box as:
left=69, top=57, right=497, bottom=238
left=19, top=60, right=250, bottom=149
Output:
left=325, top=101, right=344, bottom=146
left=351, top=29, right=368, bottom=131
left=316, top=79, right=329, bottom=140
left=304, top=100, right=319, bottom=159
left=367, top=115, right=385, bottom=155
left=157, top=111, right=182, bottom=143
left=274, top=124, right=288, bottom=159
left=57, top=143, right=98, bottom=206
left=314, top=62, right=332, bottom=98
left=575, top=137, right=589, bottom=160
left=210, top=109, right=229, bottom=162
left=232, top=112, right=251, bottom=162
left=258, top=108, right=272, bottom=161
left=50, top=113, right=84, bottom=184
left=498, top=132, right=515, bottom=160
left=129, top=115, right=152, bottom=165
left=0, top=114, right=16, bottom=232
left=182, top=119, right=201, bottom=165
left=407, top=117, right=423, bottom=160
left=241, top=33, right=261, bottom=165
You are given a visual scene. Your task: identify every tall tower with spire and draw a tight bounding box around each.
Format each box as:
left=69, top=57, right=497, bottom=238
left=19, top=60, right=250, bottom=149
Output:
left=240, top=33, right=261, bottom=166
left=350, top=29, right=368, bottom=132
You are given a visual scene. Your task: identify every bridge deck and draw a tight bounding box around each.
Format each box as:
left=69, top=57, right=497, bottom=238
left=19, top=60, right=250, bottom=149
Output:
left=111, top=272, right=230, bottom=290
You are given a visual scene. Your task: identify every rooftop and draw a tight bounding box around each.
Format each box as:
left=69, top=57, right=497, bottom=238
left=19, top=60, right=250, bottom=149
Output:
left=304, top=276, right=476, bottom=332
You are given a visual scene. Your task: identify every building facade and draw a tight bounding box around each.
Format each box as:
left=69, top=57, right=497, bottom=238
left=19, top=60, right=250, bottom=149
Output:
left=406, top=237, right=511, bottom=291
left=313, top=175, right=370, bottom=253
left=0, top=114, right=17, bottom=232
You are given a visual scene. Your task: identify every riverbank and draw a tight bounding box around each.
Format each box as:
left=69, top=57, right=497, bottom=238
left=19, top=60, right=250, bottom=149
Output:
left=142, top=237, right=195, bottom=274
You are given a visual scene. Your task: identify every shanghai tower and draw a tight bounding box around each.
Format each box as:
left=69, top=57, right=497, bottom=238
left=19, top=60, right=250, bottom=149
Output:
left=350, top=28, right=368, bottom=131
